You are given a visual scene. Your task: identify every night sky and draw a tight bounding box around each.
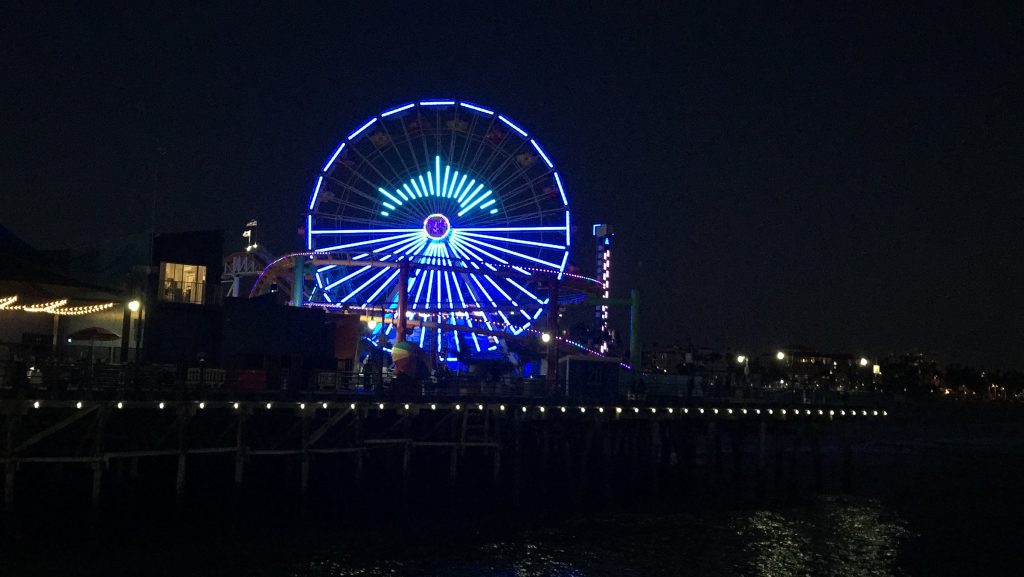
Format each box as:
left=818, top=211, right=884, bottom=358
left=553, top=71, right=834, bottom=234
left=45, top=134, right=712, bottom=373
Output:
left=2, top=3, right=1022, bottom=368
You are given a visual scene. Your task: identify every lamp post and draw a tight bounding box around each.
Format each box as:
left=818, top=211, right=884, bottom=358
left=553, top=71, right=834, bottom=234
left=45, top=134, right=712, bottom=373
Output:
left=736, top=354, right=749, bottom=385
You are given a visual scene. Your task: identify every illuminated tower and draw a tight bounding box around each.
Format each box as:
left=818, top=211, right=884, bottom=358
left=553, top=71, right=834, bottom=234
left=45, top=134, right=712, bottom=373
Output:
left=593, top=224, right=613, bottom=353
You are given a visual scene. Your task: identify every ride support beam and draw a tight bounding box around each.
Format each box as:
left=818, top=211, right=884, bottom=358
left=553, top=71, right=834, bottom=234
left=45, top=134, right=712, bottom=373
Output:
left=629, top=289, right=641, bottom=371
left=396, top=260, right=409, bottom=342
left=546, top=275, right=560, bottom=389
left=291, top=257, right=305, bottom=307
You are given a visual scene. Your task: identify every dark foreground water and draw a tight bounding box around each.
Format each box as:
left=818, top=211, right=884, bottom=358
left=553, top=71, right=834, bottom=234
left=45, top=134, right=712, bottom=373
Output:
left=3, top=415, right=1023, bottom=576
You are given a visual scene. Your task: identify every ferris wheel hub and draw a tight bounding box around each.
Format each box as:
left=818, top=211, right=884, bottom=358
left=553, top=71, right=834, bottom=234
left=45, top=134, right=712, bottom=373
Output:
left=423, top=213, right=452, bottom=240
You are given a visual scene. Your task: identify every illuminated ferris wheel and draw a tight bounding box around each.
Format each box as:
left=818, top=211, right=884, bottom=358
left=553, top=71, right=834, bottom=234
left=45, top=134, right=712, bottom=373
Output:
left=306, top=99, right=571, bottom=360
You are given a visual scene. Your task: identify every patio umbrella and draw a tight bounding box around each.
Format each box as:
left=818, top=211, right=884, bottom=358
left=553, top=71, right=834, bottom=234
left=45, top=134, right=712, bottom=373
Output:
left=67, top=327, right=120, bottom=367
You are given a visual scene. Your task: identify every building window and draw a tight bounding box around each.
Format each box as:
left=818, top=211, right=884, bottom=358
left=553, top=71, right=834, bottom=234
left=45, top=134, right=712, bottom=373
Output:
left=160, top=262, right=207, bottom=304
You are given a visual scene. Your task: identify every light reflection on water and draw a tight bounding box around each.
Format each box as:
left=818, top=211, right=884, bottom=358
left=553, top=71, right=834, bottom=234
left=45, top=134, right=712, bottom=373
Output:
left=285, top=497, right=906, bottom=577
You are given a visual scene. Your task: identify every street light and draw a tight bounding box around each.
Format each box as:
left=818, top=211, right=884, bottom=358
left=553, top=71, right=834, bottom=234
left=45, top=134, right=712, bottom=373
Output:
left=541, top=332, right=552, bottom=343
left=367, top=319, right=378, bottom=330
left=776, top=351, right=786, bottom=361
left=859, top=357, right=869, bottom=367
left=127, top=300, right=141, bottom=312
left=736, top=355, right=746, bottom=364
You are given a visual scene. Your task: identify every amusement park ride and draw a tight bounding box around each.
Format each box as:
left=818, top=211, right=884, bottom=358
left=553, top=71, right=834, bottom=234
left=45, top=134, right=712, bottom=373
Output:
left=244, top=99, right=638, bottom=381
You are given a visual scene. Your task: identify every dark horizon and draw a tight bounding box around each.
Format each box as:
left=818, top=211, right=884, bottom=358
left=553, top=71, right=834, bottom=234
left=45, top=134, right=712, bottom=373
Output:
left=2, top=2, right=1022, bottom=369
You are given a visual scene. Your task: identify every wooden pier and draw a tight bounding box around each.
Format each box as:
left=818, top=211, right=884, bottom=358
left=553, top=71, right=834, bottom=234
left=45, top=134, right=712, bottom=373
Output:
left=0, top=396, right=890, bottom=512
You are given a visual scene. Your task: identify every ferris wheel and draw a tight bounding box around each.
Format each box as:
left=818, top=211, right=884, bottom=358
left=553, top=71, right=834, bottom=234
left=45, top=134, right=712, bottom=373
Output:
left=305, top=99, right=571, bottom=360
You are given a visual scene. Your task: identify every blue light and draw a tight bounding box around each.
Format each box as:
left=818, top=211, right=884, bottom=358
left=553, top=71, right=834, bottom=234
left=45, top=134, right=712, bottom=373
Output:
left=426, top=172, right=435, bottom=196
left=404, top=183, right=418, bottom=199
left=425, top=269, right=435, bottom=307
left=479, top=199, right=496, bottom=210
left=340, top=267, right=391, bottom=303
left=565, top=212, right=571, bottom=246
left=530, top=139, right=554, bottom=168
left=553, top=173, right=568, bottom=206
left=489, top=208, right=498, bottom=214
left=377, top=188, right=403, bottom=206
left=316, top=232, right=419, bottom=252
left=459, top=102, right=494, bottom=115
left=306, top=215, right=313, bottom=250
left=459, top=231, right=564, bottom=250
left=458, top=226, right=564, bottom=232
left=418, top=175, right=430, bottom=198
left=322, top=143, right=346, bottom=172
left=382, top=202, right=396, bottom=210
left=324, top=265, right=372, bottom=290
left=420, top=100, right=455, bottom=106
left=451, top=173, right=468, bottom=200
left=435, top=157, right=441, bottom=197
left=393, top=187, right=410, bottom=202
left=381, top=103, right=415, bottom=117
left=506, top=278, right=543, bottom=303
left=381, top=211, right=389, bottom=216
left=458, top=182, right=482, bottom=205
left=347, top=117, right=378, bottom=140
left=311, top=228, right=420, bottom=235
left=498, top=115, right=528, bottom=137
left=410, top=179, right=424, bottom=198
left=442, top=165, right=451, bottom=197
left=309, top=176, right=324, bottom=210
left=457, top=190, right=492, bottom=216
left=457, top=236, right=561, bottom=269
left=365, top=269, right=400, bottom=304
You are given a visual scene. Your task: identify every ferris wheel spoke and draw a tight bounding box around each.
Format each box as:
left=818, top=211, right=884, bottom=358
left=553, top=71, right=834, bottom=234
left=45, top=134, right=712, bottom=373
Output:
left=457, top=231, right=565, bottom=250
left=361, top=268, right=401, bottom=307
left=324, top=173, right=385, bottom=208
left=372, top=232, right=427, bottom=255
left=346, top=141, right=407, bottom=198
left=505, top=278, right=544, bottom=304
left=454, top=235, right=562, bottom=270
left=315, top=231, right=421, bottom=252
left=338, top=266, right=394, bottom=304
left=449, top=235, right=508, bottom=265
left=311, top=227, right=421, bottom=235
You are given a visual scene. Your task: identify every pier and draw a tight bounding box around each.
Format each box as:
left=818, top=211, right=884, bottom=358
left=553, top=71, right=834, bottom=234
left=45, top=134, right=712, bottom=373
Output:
left=1, top=390, right=890, bottom=512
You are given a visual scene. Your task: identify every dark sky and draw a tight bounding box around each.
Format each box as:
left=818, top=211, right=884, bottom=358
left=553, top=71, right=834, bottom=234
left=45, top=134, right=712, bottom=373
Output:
left=2, top=2, right=1022, bottom=368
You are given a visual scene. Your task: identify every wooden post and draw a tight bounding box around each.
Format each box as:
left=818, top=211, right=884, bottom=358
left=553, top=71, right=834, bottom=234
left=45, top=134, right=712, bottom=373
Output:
left=449, top=410, right=459, bottom=481
left=234, top=411, right=246, bottom=486
left=811, top=424, right=824, bottom=493
left=650, top=420, right=661, bottom=492
left=3, top=462, right=13, bottom=512
left=353, top=410, right=364, bottom=486
left=175, top=406, right=189, bottom=508
left=546, top=275, right=559, bottom=390
left=2, top=406, right=17, bottom=512
left=90, top=407, right=109, bottom=508
left=758, top=420, right=767, bottom=472
left=491, top=409, right=501, bottom=484
left=300, top=412, right=311, bottom=495
left=841, top=424, right=853, bottom=493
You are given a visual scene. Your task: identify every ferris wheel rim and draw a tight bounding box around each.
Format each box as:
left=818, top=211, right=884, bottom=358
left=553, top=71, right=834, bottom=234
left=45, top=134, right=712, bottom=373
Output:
left=304, top=99, right=573, bottom=350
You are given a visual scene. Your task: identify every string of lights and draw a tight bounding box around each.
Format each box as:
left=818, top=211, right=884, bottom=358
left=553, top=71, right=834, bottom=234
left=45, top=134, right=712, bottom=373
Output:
left=24, top=398, right=890, bottom=419
left=0, top=295, right=117, bottom=316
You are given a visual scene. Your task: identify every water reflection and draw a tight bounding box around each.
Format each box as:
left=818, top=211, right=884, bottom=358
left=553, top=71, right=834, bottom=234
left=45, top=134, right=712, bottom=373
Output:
left=733, top=498, right=906, bottom=577
left=284, top=498, right=906, bottom=577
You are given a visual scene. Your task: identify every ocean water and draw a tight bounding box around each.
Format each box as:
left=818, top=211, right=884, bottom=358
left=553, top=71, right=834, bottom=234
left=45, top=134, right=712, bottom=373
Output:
left=3, top=416, right=1023, bottom=576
